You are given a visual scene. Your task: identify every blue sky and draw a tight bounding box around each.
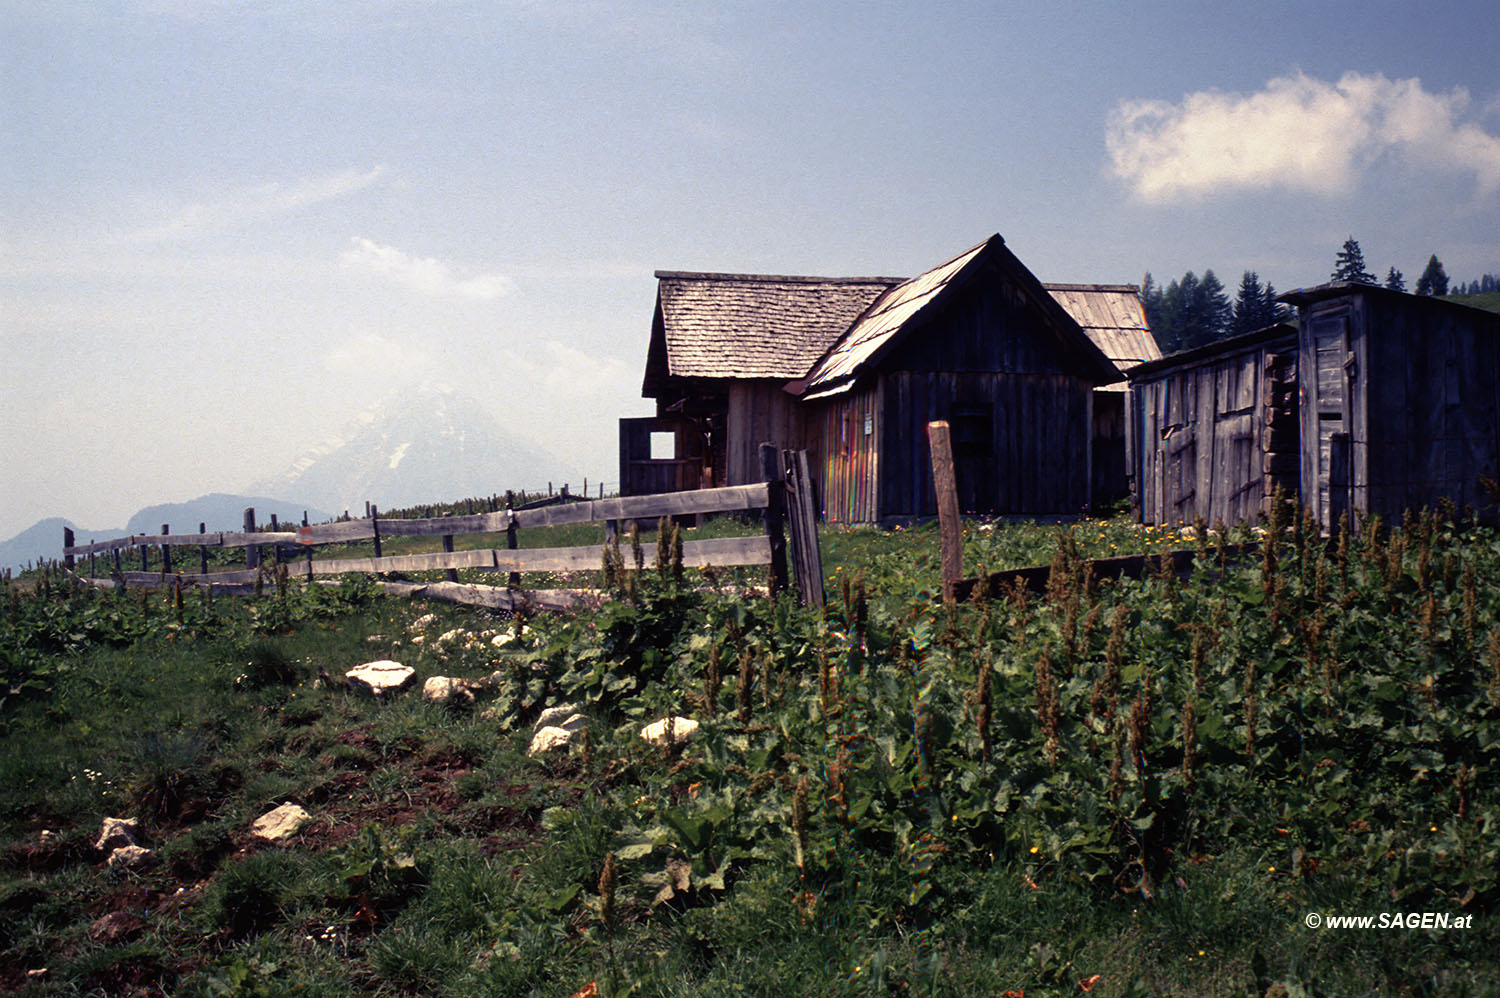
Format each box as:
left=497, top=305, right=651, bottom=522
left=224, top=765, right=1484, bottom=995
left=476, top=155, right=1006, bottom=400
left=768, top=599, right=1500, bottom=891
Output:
left=3, top=0, right=1498, bottom=538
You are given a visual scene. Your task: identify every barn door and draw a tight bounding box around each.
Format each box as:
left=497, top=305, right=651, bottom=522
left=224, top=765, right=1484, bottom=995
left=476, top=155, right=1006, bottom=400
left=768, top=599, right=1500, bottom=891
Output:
left=1211, top=354, right=1258, bottom=524
left=1307, top=313, right=1352, bottom=530
left=618, top=416, right=703, bottom=497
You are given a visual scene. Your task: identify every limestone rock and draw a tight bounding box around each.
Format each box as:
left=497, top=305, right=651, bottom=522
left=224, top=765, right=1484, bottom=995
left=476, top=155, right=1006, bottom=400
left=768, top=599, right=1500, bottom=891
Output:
left=533, top=703, right=582, bottom=732
left=491, top=626, right=531, bottom=648
left=107, top=845, right=153, bottom=868
left=345, top=660, right=415, bottom=696
left=528, top=726, right=577, bottom=755
left=641, top=716, right=699, bottom=749
left=251, top=802, right=311, bottom=842
left=409, top=613, right=437, bottom=633
left=95, top=817, right=138, bottom=852
left=91, top=911, right=146, bottom=944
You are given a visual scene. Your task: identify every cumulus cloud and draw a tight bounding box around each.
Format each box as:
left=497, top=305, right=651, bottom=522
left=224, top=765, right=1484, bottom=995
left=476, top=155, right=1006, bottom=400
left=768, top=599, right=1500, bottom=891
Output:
left=124, top=167, right=386, bottom=243
left=1107, top=72, right=1500, bottom=202
left=340, top=238, right=511, bottom=301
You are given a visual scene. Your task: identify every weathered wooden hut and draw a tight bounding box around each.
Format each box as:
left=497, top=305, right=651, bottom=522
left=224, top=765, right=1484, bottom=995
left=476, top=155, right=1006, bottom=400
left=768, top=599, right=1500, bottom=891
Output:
left=1126, top=324, right=1299, bottom=526
left=795, top=235, right=1123, bottom=521
left=1280, top=283, right=1500, bottom=530
left=1045, top=285, right=1161, bottom=505
left=623, top=271, right=901, bottom=496
left=622, top=234, right=1149, bottom=521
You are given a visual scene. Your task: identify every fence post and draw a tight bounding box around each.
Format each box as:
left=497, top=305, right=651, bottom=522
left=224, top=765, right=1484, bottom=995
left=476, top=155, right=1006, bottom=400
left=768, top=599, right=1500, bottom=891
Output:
left=927, top=420, right=963, bottom=606
left=63, top=527, right=74, bottom=572
left=371, top=505, right=382, bottom=559
left=505, top=499, right=520, bottom=590
left=759, top=443, right=789, bottom=598
left=111, top=546, right=122, bottom=582
left=783, top=448, right=825, bottom=609
left=303, top=512, right=313, bottom=580
left=140, top=534, right=149, bottom=572
left=443, top=530, right=457, bottom=583
left=161, top=524, right=172, bottom=575
left=199, top=523, right=208, bottom=575
left=244, top=507, right=260, bottom=569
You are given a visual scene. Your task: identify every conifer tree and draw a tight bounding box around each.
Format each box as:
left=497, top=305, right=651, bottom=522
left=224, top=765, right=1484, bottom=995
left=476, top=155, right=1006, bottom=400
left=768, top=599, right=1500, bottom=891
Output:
left=1416, top=255, right=1449, bottom=296
left=1385, top=267, right=1406, bottom=292
left=1332, top=237, right=1377, bottom=285
left=1231, top=271, right=1276, bottom=336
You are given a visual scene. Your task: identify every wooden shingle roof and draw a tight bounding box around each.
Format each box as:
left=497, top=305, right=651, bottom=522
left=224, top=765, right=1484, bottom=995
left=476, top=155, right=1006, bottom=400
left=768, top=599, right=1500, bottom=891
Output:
left=645, top=272, right=902, bottom=393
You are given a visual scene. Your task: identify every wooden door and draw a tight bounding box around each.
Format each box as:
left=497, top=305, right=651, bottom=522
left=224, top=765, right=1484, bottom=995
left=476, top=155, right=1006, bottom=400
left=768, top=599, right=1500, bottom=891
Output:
left=1306, top=313, right=1352, bottom=530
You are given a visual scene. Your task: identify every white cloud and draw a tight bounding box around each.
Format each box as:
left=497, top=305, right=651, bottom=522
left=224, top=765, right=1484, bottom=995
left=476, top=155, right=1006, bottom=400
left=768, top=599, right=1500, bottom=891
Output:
left=1107, top=72, right=1500, bottom=202
left=340, top=237, right=511, bottom=301
left=122, top=167, right=387, bottom=244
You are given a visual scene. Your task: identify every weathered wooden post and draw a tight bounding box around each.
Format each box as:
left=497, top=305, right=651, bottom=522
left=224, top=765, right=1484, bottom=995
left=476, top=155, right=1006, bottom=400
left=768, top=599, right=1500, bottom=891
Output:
left=759, top=443, right=789, bottom=598
left=199, top=522, right=209, bottom=575
left=370, top=505, right=382, bottom=559
left=782, top=448, right=824, bottom=609
left=443, top=528, right=458, bottom=583
left=505, top=498, right=520, bottom=590
left=63, top=527, right=74, bottom=572
left=302, top=512, right=314, bottom=580
left=244, top=507, right=260, bottom=569
left=140, top=534, right=149, bottom=572
left=927, top=420, right=963, bottom=605
left=161, top=524, right=172, bottom=575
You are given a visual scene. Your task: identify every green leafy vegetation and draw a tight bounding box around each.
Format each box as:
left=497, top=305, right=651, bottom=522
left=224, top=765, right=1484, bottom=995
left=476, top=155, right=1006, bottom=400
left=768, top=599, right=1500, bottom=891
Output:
left=3, top=505, right=1498, bottom=995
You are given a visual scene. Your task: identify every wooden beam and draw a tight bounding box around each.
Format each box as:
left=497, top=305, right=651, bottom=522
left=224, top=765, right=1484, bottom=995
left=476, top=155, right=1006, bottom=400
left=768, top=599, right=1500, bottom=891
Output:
left=927, top=420, right=963, bottom=604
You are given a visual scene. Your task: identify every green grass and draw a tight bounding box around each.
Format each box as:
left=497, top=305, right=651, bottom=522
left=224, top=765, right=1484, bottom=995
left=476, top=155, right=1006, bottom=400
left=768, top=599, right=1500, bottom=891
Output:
left=5, top=510, right=1500, bottom=995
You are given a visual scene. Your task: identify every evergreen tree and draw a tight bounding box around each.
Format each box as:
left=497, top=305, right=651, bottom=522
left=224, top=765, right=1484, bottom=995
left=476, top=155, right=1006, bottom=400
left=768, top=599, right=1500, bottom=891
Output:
left=1262, top=283, right=1291, bottom=325
left=1231, top=271, right=1276, bottom=336
left=1332, top=237, right=1377, bottom=284
left=1416, top=254, right=1449, bottom=296
left=1384, top=267, right=1406, bottom=292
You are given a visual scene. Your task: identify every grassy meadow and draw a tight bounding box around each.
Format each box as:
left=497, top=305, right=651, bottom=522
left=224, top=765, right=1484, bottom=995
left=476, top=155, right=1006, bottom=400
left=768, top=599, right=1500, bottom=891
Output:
left=2, top=506, right=1498, bottom=996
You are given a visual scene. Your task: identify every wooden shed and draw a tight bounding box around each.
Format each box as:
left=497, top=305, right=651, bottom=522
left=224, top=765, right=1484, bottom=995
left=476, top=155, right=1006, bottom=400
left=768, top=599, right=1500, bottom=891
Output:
left=1281, top=283, right=1500, bottom=531
left=1126, top=324, right=1299, bottom=526
left=623, top=271, right=900, bottom=497
left=795, top=235, right=1123, bottom=521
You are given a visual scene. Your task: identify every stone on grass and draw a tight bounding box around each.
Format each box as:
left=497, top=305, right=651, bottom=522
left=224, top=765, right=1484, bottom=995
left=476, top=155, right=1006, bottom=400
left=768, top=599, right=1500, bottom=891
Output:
left=345, top=660, right=415, bottom=696
left=251, top=802, right=311, bottom=842
left=107, top=845, right=153, bottom=869
left=640, top=716, right=699, bottom=749
left=91, top=911, right=145, bottom=944
left=95, top=817, right=138, bottom=852
left=528, top=726, right=579, bottom=755
left=533, top=703, right=582, bottom=732
left=409, top=613, right=437, bottom=633
left=491, top=627, right=531, bottom=648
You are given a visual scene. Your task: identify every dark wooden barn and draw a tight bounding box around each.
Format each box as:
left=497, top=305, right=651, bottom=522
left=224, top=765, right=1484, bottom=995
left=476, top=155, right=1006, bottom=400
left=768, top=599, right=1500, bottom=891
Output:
left=1126, top=324, right=1299, bottom=526
left=794, top=235, right=1123, bottom=520
left=1282, top=282, right=1500, bottom=531
left=622, top=234, right=1150, bottom=521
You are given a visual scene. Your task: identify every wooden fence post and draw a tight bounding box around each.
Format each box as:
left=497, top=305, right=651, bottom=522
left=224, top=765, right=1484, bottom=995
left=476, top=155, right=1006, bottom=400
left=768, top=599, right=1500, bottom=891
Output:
left=199, top=523, right=208, bottom=575
left=443, top=530, right=458, bottom=583
left=927, top=421, right=962, bottom=605
left=140, top=536, right=149, bottom=572
left=370, top=505, right=382, bottom=559
left=160, top=524, right=172, bottom=575
left=63, top=527, right=74, bottom=572
left=759, top=444, right=789, bottom=598
left=244, top=508, right=260, bottom=569
left=303, top=513, right=314, bottom=580
left=783, top=448, right=824, bottom=609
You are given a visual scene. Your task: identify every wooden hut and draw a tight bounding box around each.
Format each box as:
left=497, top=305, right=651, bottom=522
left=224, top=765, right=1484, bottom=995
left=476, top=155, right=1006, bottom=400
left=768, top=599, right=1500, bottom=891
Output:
left=1280, top=283, right=1500, bottom=531
left=622, top=271, right=901, bottom=496
left=795, top=235, right=1122, bottom=520
left=1126, top=324, right=1299, bottom=526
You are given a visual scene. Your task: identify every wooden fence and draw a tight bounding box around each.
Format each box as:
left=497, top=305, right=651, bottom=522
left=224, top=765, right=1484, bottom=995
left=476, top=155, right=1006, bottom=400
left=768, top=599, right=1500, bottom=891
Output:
left=64, top=446, right=825, bottom=610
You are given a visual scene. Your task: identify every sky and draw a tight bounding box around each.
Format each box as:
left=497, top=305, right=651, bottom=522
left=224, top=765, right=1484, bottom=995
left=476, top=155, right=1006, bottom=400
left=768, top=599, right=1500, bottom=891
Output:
left=3, top=0, right=1499, bottom=539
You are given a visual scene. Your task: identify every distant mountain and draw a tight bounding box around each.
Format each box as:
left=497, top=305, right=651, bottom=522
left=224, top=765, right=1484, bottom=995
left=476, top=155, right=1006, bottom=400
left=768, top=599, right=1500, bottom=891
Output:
left=0, top=517, right=114, bottom=574
left=248, top=385, right=566, bottom=515
left=0, top=493, right=338, bottom=574
left=125, top=494, right=338, bottom=536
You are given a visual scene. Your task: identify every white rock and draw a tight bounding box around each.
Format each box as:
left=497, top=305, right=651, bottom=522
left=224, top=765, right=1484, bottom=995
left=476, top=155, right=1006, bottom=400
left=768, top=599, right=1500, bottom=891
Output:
left=528, top=726, right=577, bottom=755
left=436, top=628, right=468, bottom=645
left=640, top=716, right=699, bottom=749
left=533, top=703, right=583, bottom=732
left=95, top=817, right=138, bottom=852
left=423, top=676, right=485, bottom=704
left=107, top=845, right=153, bottom=868
left=491, top=626, right=531, bottom=648
left=409, top=613, right=437, bottom=633
left=345, top=660, right=415, bottom=696
left=251, top=803, right=311, bottom=842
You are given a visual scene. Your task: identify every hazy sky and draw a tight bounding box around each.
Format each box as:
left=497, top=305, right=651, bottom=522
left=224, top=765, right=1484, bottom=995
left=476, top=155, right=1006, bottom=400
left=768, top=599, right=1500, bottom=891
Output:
left=4, top=0, right=1499, bottom=538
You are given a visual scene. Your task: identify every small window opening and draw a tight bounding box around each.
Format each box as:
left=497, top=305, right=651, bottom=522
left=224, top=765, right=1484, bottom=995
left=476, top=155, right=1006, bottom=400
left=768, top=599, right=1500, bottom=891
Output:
left=649, top=432, right=677, bottom=461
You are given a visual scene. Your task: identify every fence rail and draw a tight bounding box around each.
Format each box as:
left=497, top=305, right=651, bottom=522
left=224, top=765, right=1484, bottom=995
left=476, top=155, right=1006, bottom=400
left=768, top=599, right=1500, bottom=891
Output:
left=63, top=450, right=824, bottom=609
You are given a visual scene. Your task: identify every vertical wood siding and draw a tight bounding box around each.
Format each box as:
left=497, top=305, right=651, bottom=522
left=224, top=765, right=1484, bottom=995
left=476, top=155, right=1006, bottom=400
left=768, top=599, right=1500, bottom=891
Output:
left=816, top=385, right=881, bottom=524
left=726, top=382, right=808, bottom=486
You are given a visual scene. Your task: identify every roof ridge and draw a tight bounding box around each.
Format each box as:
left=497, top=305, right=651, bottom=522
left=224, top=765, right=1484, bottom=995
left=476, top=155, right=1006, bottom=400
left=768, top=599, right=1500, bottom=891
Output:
left=1045, top=283, right=1142, bottom=293
left=655, top=270, right=907, bottom=285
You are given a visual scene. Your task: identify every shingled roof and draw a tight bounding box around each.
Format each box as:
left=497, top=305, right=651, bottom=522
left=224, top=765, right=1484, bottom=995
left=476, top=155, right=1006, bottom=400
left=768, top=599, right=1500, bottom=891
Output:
left=643, top=271, right=903, bottom=396
left=1045, top=284, right=1160, bottom=391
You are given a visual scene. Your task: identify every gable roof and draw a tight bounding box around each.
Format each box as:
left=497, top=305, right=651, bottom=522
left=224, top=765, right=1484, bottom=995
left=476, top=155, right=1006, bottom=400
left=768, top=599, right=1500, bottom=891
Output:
left=643, top=271, right=902, bottom=395
left=800, top=235, right=1123, bottom=398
